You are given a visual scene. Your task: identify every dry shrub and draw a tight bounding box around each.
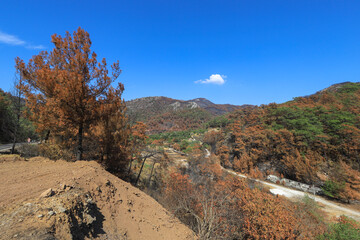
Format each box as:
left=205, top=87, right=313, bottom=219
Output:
left=18, top=144, right=40, bottom=158
left=161, top=154, right=327, bottom=239
left=0, top=154, right=24, bottom=163
left=249, top=166, right=264, bottom=179
left=39, top=143, right=73, bottom=161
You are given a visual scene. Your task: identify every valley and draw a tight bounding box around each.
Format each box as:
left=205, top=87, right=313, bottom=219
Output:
left=0, top=24, right=359, bottom=239
left=151, top=147, right=360, bottom=221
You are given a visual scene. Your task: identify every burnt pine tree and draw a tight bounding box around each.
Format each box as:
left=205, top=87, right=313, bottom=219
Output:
left=16, top=27, right=121, bottom=160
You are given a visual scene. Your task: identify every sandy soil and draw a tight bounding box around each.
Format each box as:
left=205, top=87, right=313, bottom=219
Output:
left=0, top=155, right=195, bottom=240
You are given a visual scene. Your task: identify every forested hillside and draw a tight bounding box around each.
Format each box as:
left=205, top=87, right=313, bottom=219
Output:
left=209, top=82, right=360, bottom=203
left=142, top=82, right=360, bottom=203
left=126, top=96, right=252, bottom=133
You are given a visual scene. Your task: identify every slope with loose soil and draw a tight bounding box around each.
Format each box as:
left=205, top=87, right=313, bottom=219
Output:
left=0, top=155, right=195, bottom=240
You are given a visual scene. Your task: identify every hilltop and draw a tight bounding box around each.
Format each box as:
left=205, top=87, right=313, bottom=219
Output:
left=316, top=81, right=360, bottom=94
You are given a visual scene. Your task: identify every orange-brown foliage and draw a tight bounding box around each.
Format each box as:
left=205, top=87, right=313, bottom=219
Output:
left=15, top=28, right=134, bottom=172
left=163, top=155, right=325, bottom=239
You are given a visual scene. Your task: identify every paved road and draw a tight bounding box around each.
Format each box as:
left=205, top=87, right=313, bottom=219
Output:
left=0, top=143, right=25, bottom=152
left=224, top=168, right=360, bottom=221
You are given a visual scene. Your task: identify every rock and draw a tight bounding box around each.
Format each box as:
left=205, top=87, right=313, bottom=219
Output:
left=37, top=214, right=44, bottom=218
left=60, top=183, right=73, bottom=191
left=349, top=200, right=360, bottom=205
left=84, top=214, right=96, bottom=224
left=267, top=175, right=281, bottom=183
left=58, top=206, right=66, bottom=213
left=48, top=211, right=55, bottom=216
left=106, top=180, right=111, bottom=186
left=60, top=184, right=67, bottom=190
left=40, top=188, right=55, bottom=198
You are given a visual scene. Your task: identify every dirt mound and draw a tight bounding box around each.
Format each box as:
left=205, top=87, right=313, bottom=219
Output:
left=0, top=156, right=195, bottom=239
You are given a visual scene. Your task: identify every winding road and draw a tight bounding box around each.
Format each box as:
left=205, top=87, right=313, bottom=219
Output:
left=224, top=168, right=360, bottom=221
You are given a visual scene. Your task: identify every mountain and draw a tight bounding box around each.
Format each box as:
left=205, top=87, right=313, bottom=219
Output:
left=126, top=96, right=248, bottom=120
left=299, top=81, right=360, bottom=99
left=126, top=96, right=253, bottom=133
left=216, top=81, right=360, bottom=202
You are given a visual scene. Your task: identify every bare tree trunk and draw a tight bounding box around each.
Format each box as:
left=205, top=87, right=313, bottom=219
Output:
left=11, top=125, right=18, bottom=154
left=44, top=130, right=50, bottom=142
left=11, top=104, right=20, bottom=154
left=147, top=159, right=156, bottom=187
left=11, top=76, right=22, bottom=154
left=128, top=158, right=133, bottom=175
left=77, top=123, right=83, bottom=160
left=135, top=156, right=148, bottom=186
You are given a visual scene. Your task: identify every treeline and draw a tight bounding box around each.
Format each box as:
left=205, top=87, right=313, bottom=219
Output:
left=0, top=89, right=36, bottom=144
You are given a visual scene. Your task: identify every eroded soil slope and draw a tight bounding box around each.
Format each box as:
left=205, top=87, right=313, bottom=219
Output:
left=0, top=155, right=195, bottom=240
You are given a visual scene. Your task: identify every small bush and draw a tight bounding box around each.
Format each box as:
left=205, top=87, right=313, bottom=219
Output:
left=18, top=143, right=40, bottom=158
left=322, top=180, right=345, bottom=199
left=39, top=143, right=73, bottom=160
left=317, top=216, right=360, bottom=240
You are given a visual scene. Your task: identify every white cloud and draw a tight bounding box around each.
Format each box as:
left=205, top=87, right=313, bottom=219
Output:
left=0, top=31, right=25, bottom=45
left=0, top=30, right=45, bottom=49
left=26, top=44, right=46, bottom=50
left=195, top=74, right=226, bottom=85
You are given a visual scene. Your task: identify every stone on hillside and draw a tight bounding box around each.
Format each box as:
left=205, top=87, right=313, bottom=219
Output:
left=40, top=188, right=55, bottom=198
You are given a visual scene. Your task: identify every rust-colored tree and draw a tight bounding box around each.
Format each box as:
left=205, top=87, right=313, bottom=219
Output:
left=16, top=27, right=121, bottom=160
left=91, top=86, right=131, bottom=173
left=203, top=129, right=223, bottom=154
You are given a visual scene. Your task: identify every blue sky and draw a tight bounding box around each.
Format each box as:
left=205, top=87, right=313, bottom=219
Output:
left=0, top=0, right=359, bottom=105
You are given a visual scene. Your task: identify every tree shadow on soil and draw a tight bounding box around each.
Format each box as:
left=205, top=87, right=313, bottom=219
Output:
left=69, top=202, right=106, bottom=240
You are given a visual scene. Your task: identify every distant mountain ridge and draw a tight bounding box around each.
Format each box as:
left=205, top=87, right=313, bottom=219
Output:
left=126, top=96, right=252, bottom=122
left=125, top=96, right=254, bottom=133
left=125, top=82, right=360, bottom=133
